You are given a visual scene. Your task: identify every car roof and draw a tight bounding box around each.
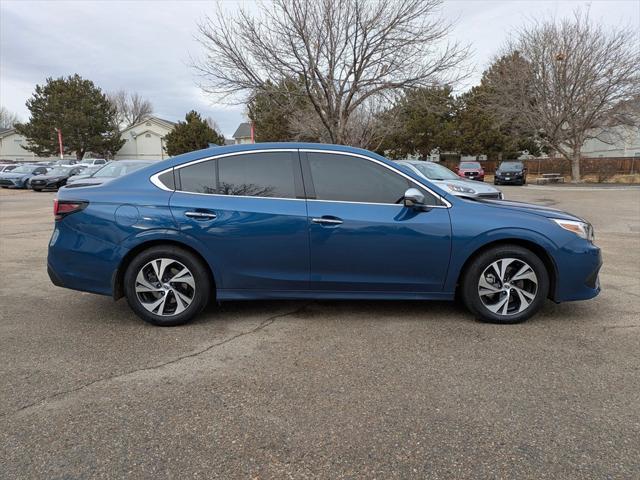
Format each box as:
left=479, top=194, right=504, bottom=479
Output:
left=157, top=142, right=390, bottom=170
left=109, top=160, right=153, bottom=164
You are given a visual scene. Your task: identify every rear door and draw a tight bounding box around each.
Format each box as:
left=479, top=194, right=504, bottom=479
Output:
left=302, top=150, right=452, bottom=293
left=169, top=150, right=310, bottom=293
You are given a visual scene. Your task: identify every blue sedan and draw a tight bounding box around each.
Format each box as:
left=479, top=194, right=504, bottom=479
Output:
left=48, top=143, right=601, bottom=326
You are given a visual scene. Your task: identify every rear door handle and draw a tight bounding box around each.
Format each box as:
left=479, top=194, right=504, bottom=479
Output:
left=311, top=216, right=343, bottom=226
left=185, top=211, right=217, bottom=220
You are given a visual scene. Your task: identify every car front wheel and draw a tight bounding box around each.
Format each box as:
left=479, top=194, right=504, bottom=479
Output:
left=461, top=245, right=549, bottom=324
left=124, top=246, right=212, bottom=326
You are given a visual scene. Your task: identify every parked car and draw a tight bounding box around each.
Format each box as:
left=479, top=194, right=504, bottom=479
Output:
left=63, top=160, right=153, bottom=188
left=30, top=166, right=85, bottom=191
left=495, top=161, right=528, bottom=185
left=396, top=160, right=503, bottom=200
left=65, top=165, right=103, bottom=184
left=456, top=161, right=485, bottom=181
left=0, top=164, right=18, bottom=173
left=51, top=159, right=82, bottom=167
left=49, top=143, right=601, bottom=327
left=80, top=158, right=108, bottom=167
left=0, top=164, right=50, bottom=189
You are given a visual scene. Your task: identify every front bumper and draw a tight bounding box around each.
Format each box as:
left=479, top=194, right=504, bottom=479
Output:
left=495, top=175, right=524, bottom=184
left=461, top=174, right=484, bottom=181
left=553, top=239, right=602, bottom=302
left=0, top=178, right=25, bottom=188
left=31, top=180, right=61, bottom=190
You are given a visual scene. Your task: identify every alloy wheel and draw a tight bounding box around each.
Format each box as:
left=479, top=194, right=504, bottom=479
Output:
left=477, top=257, right=538, bottom=316
left=135, top=258, right=196, bottom=316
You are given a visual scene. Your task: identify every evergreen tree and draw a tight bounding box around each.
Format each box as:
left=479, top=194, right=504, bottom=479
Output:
left=164, top=110, right=224, bottom=156
left=15, top=74, right=123, bottom=160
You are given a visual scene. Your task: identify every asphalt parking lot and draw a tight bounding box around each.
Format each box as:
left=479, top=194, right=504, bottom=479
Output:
left=1, top=185, right=639, bottom=479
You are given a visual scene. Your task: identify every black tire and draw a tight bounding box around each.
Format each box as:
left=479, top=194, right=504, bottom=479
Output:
left=461, top=244, right=549, bottom=324
left=124, top=245, right=212, bottom=326
left=33, top=188, right=43, bottom=192
left=494, top=180, right=499, bottom=185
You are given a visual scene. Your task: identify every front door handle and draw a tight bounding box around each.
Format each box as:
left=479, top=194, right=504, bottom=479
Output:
left=311, top=216, right=343, bottom=226
left=185, top=211, right=217, bottom=220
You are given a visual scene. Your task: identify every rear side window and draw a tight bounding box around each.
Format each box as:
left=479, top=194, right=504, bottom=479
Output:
left=158, top=170, right=176, bottom=190
left=217, top=152, right=297, bottom=198
left=306, top=153, right=437, bottom=205
left=178, top=160, right=216, bottom=194
left=176, top=152, right=298, bottom=198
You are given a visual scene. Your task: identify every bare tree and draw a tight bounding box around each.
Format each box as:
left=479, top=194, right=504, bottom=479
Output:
left=0, top=106, right=20, bottom=129
left=193, top=0, right=467, bottom=145
left=108, top=90, right=154, bottom=129
left=486, top=12, right=640, bottom=182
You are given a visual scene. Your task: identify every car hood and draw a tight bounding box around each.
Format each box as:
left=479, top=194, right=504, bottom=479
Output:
left=433, top=179, right=500, bottom=194
left=0, top=172, right=31, bottom=180
left=471, top=198, right=584, bottom=222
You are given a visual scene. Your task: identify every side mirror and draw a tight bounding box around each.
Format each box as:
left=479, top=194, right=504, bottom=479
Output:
left=403, top=187, right=426, bottom=209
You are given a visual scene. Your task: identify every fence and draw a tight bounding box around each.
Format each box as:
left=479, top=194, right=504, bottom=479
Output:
left=442, top=157, right=639, bottom=176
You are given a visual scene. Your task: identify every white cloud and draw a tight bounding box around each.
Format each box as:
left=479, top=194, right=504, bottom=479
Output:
left=1, top=0, right=638, bottom=136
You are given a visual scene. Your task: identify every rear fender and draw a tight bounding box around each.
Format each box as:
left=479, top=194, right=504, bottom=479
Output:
left=113, top=229, right=221, bottom=298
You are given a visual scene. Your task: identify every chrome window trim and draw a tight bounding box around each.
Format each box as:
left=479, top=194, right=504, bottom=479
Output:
left=150, top=147, right=451, bottom=208
left=301, top=149, right=451, bottom=208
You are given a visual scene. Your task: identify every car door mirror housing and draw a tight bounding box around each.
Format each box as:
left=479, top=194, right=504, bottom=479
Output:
left=403, top=188, right=426, bottom=209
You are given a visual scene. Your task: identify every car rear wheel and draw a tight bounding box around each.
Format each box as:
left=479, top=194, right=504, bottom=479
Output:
left=124, top=246, right=212, bottom=326
left=461, top=245, right=549, bottom=324
left=33, top=188, right=43, bottom=192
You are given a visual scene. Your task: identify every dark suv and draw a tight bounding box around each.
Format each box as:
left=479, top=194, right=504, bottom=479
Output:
left=495, top=161, right=527, bottom=185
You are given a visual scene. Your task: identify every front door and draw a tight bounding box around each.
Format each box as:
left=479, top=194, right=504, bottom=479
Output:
left=169, top=150, right=309, bottom=293
left=302, top=151, right=452, bottom=293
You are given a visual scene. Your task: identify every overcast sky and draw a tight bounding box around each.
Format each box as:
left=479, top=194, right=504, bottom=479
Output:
left=1, top=0, right=638, bottom=137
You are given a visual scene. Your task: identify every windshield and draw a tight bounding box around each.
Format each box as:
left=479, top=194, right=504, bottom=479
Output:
left=409, top=162, right=460, bottom=181
left=93, top=162, right=151, bottom=178
left=10, top=165, right=37, bottom=174
left=48, top=167, right=71, bottom=176
left=499, top=162, right=523, bottom=172
left=460, top=162, right=481, bottom=169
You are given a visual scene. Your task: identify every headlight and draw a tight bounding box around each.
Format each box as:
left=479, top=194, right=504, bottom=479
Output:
left=446, top=183, right=476, bottom=194
left=552, top=219, right=594, bottom=242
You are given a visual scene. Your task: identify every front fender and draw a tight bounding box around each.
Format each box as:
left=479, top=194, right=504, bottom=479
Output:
left=444, top=227, right=560, bottom=293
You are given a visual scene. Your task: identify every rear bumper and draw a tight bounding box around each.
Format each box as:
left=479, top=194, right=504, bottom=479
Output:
left=47, top=223, right=119, bottom=296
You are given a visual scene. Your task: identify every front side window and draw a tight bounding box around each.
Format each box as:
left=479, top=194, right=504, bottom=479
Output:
left=307, top=153, right=437, bottom=205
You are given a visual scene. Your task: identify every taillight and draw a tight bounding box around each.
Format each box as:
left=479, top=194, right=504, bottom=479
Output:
left=54, top=199, right=88, bottom=220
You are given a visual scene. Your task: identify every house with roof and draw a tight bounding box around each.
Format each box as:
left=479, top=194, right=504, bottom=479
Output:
left=232, top=122, right=254, bottom=144
left=0, top=116, right=176, bottom=162
left=115, top=116, right=176, bottom=160
left=0, top=128, right=52, bottom=162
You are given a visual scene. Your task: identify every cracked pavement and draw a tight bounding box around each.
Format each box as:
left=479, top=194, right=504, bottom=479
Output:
left=1, top=186, right=639, bottom=479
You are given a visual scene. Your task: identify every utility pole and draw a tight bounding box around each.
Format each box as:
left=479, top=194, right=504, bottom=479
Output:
left=55, top=128, right=64, bottom=160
